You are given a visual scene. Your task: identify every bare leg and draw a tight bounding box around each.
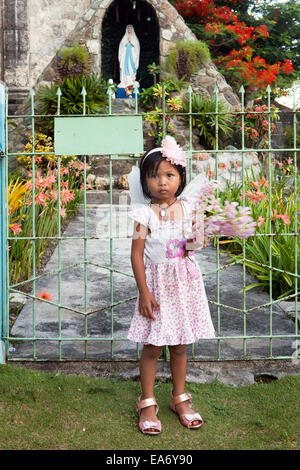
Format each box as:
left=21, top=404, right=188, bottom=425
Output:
left=169, top=345, right=201, bottom=427
left=139, top=344, right=163, bottom=429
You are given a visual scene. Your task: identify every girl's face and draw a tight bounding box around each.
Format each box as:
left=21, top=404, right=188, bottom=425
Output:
left=146, top=160, right=181, bottom=203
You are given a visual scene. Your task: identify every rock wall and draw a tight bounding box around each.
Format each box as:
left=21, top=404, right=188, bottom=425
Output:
left=1, top=0, right=195, bottom=89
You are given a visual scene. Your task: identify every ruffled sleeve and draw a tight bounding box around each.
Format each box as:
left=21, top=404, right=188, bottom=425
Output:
left=128, top=204, right=150, bottom=228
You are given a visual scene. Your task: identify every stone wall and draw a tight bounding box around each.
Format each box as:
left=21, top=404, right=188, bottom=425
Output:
left=3, top=0, right=29, bottom=87
left=2, top=0, right=91, bottom=88
left=1, top=0, right=196, bottom=89
left=36, top=0, right=197, bottom=88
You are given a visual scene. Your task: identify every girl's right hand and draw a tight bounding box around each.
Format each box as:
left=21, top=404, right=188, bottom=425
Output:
left=138, top=291, right=159, bottom=321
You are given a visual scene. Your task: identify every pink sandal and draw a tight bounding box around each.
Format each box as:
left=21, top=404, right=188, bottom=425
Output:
left=170, top=392, right=203, bottom=429
left=136, top=396, right=162, bottom=435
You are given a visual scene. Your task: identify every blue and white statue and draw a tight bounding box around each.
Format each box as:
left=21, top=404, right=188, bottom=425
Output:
left=118, top=25, right=140, bottom=89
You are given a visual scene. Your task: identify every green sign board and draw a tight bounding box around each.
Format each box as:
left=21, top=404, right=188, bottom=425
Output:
left=54, top=115, right=144, bottom=155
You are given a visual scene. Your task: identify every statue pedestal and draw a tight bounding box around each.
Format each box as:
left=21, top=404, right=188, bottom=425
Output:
left=116, top=87, right=141, bottom=99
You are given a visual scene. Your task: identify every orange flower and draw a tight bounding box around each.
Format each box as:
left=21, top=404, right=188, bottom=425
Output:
left=245, top=190, right=266, bottom=204
left=272, top=209, right=281, bottom=219
left=271, top=210, right=290, bottom=224
left=258, top=177, right=268, bottom=188
left=9, top=223, right=22, bottom=234
left=35, top=192, right=49, bottom=206
left=36, top=289, right=53, bottom=302
left=280, top=213, right=291, bottom=225
left=218, top=163, right=227, bottom=170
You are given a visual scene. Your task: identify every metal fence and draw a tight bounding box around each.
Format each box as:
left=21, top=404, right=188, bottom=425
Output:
left=0, top=82, right=299, bottom=363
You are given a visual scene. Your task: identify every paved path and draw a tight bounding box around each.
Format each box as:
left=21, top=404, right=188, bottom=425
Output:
left=10, top=201, right=296, bottom=361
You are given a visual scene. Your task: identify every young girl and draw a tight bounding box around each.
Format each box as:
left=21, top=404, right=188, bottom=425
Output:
left=127, top=136, right=215, bottom=435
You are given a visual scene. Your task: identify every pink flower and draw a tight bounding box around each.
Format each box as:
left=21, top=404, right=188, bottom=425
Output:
left=166, top=239, right=186, bottom=258
left=161, top=135, right=186, bottom=168
left=250, top=128, right=259, bottom=139
left=35, top=192, right=49, bottom=206
left=287, top=158, right=293, bottom=165
left=257, top=216, right=265, bottom=227
left=60, top=207, right=67, bottom=218
left=60, top=188, right=75, bottom=205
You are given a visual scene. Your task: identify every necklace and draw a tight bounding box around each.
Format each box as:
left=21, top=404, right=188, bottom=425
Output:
left=151, top=198, right=177, bottom=221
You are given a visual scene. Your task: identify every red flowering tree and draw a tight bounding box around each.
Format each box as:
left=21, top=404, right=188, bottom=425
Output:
left=172, top=0, right=294, bottom=98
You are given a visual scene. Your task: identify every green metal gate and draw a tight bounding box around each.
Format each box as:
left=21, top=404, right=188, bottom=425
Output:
left=1, top=82, right=299, bottom=363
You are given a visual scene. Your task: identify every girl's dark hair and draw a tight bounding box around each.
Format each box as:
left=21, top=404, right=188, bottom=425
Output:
left=139, top=149, right=186, bottom=199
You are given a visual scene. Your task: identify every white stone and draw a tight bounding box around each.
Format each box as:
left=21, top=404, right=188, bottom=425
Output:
left=83, top=9, right=95, bottom=22
left=86, top=40, right=99, bottom=55
left=162, top=29, right=173, bottom=41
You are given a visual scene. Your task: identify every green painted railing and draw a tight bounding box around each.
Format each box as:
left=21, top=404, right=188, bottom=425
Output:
left=1, top=82, right=299, bottom=363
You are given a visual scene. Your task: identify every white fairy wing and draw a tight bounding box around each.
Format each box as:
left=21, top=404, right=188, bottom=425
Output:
left=128, top=165, right=151, bottom=205
left=179, top=172, right=207, bottom=201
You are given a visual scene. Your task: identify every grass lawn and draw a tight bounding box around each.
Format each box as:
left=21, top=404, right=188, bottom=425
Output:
left=0, top=364, right=299, bottom=451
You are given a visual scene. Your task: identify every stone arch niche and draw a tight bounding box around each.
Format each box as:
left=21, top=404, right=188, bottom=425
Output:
left=33, top=0, right=195, bottom=91
left=101, top=0, right=159, bottom=89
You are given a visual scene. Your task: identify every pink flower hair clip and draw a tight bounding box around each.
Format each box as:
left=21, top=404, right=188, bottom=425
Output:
left=161, top=136, right=186, bottom=168
left=143, top=135, right=186, bottom=168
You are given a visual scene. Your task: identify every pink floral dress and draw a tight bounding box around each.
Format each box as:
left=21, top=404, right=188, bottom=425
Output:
left=127, top=198, right=215, bottom=346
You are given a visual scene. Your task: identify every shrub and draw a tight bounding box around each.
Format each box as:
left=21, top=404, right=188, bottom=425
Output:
left=16, top=133, right=74, bottom=170
left=139, top=78, right=188, bottom=111
left=56, top=43, right=90, bottom=79
left=36, top=73, right=109, bottom=135
left=284, top=124, right=300, bottom=161
left=140, top=79, right=187, bottom=145
left=164, top=40, right=210, bottom=81
left=232, top=101, right=279, bottom=149
left=219, top=166, right=300, bottom=300
left=8, top=160, right=90, bottom=284
left=182, top=94, right=234, bottom=148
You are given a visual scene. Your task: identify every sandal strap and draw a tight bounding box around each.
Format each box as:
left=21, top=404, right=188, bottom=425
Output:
left=136, top=396, right=159, bottom=414
left=171, top=392, right=192, bottom=409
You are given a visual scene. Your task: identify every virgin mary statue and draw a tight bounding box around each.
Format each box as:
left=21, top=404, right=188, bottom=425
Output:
left=118, top=25, right=140, bottom=89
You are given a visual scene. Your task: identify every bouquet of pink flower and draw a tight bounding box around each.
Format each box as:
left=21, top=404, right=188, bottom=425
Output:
left=184, top=180, right=256, bottom=249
